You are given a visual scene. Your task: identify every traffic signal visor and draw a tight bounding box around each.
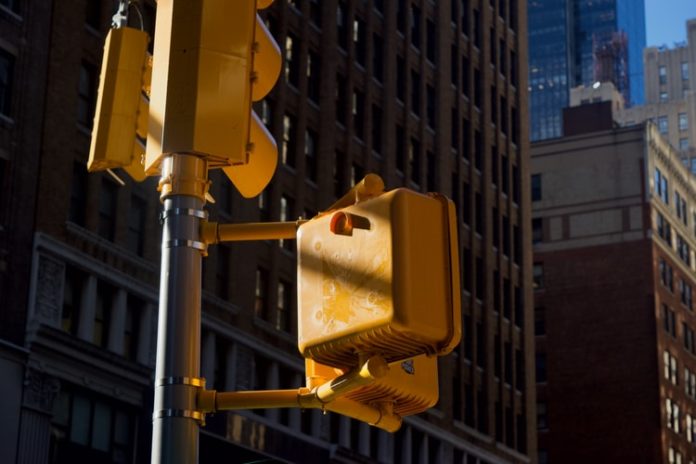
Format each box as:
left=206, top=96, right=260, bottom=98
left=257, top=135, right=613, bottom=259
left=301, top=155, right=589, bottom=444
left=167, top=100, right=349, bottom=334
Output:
left=297, top=188, right=461, bottom=369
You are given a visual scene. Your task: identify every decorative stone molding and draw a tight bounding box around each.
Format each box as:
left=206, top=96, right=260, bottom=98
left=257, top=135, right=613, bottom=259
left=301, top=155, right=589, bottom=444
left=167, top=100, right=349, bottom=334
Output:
left=23, top=368, right=60, bottom=414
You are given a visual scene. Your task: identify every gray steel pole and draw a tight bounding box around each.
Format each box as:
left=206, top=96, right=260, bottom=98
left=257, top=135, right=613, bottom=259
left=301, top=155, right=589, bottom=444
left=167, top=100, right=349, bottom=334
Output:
left=151, top=154, right=208, bottom=464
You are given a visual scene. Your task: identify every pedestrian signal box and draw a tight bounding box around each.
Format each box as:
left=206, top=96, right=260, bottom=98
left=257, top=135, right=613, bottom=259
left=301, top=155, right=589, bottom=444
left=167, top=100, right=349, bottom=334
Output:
left=306, top=354, right=439, bottom=419
left=297, top=188, right=461, bottom=369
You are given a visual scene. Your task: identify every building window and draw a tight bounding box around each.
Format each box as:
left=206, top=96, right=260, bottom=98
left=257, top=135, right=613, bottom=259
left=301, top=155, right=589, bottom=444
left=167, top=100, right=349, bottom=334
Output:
left=677, top=235, right=691, bottom=265
left=373, top=33, right=384, bottom=82
left=284, top=33, right=300, bottom=87
left=98, top=178, right=118, bottom=241
left=658, top=116, right=669, bottom=134
left=531, top=173, right=541, bottom=201
left=94, top=282, right=113, bottom=348
left=276, top=279, right=292, bottom=332
left=532, top=218, right=543, bottom=244
left=309, top=0, right=321, bottom=27
left=337, top=1, right=347, bottom=49
left=214, top=246, right=230, bottom=300
left=685, top=323, right=695, bottom=355
left=0, top=0, right=20, bottom=14
left=533, top=263, right=544, bottom=289
left=675, top=190, right=688, bottom=225
left=372, top=104, right=382, bottom=155
left=655, top=168, right=669, bottom=204
left=680, top=138, right=689, bottom=151
left=679, top=113, right=688, bottom=132
left=534, top=306, right=545, bottom=335
left=396, top=55, right=405, bottom=102
left=85, top=0, right=101, bottom=29
left=536, top=353, right=547, bottom=383
left=255, top=268, right=269, bottom=319
left=69, top=162, right=88, bottom=226
left=659, top=65, right=667, bottom=85
left=51, top=390, right=135, bottom=463
left=426, top=18, right=436, bottom=63
left=681, top=280, right=693, bottom=310
left=279, top=195, right=294, bottom=251
left=664, top=350, right=678, bottom=385
left=123, top=296, right=141, bottom=361
left=659, top=258, right=674, bottom=292
left=682, top=62, right=689, bottom=81
left=666, top=398, right=680, bottom=432
left=686, top=368, right=696, bottom=398
left=77, top=62, right=97, bottom=128
left=537, top=402, right=548, bottom=430
left=353, top=17, right=366, bottom=66
left=660, top=92, right=669, bottom=103
left=258, top=190, right=269, bottom=221
left=307, top=50, right=320, bottom=103
left=657, top=212, right=672, bottom=245
left=663, top=304, right=677, bottom=337
left=352, top=89, right=364, bottom=138
left=126, top=195, right=146, bottom=256
left=282, top=114, right=296, bottom=167
left=62, top=267, right=83, bottom=336
left=304, top=129, right=317, bottom=182
left=0, top=48, right=14, bottom=117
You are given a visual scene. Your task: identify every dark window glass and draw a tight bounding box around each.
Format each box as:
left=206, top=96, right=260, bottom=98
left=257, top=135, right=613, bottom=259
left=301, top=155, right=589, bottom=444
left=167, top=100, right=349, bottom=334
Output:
left=411, top=70, right=420, bottom=116
left=372, top=34, right=383, bottom=82
left=85, top=0, right=101, bottom=29
left=62, top=267, right=83, bottom=336
left=98, top=178, right=118, bottom=241
left=354, top=17, right=366, bottom=65
left=307, top=50, right=321, bottom=103
left=411, top=6, right=421, bottom=48
left=0, top=48, right=14, bottom=116
left=127, top=195, right=146, bottom=256
left=77, top=62, right=97, bottom=128
left=426, top=19, right=436, bottom=63
left=352, top=90, right=364, bottom=139
left=69, top=162, right=88, bottom=226
left=371, top=104, right=382, bottom=155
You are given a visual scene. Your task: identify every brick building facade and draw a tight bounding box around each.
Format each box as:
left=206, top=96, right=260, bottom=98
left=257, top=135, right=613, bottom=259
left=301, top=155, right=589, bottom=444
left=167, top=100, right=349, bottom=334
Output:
left=532, top=121, right=696, bottom=463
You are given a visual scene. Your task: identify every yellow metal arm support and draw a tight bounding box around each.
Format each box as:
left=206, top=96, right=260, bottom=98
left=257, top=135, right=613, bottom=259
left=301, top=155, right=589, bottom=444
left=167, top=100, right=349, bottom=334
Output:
left=197, top=356, right=402, bottom=432
left=201, top=220, right=306, bottom=244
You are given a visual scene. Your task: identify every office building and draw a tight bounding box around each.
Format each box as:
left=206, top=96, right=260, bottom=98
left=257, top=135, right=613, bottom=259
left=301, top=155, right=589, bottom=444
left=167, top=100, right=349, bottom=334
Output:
left=618, top=19, right=696, bottom=173
left=0, top=0, right=534, bottom=462
left=532, top=112, right=696, bottom=462
left=527, top=0, right=646, bottom=141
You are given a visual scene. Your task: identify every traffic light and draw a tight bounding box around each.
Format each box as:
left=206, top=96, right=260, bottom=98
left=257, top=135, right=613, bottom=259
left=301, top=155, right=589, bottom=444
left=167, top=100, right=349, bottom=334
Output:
left=87, top=26, right=151, bottom=181
left=145, top=0, right=281, bottom=198
left=296, top=185, right=461, bottom=370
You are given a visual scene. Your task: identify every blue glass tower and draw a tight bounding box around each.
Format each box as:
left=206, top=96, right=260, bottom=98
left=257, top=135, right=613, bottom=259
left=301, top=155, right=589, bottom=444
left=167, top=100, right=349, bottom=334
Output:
left=528, top=0, right=646, bottom=141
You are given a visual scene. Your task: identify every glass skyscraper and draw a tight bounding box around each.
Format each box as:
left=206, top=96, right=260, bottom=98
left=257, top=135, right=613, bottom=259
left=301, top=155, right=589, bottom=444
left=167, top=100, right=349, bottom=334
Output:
left=528, top=0, right=646, bottom=141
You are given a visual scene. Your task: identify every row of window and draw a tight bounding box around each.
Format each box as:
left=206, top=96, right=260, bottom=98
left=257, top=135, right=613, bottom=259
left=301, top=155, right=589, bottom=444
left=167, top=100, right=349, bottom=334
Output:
left=656, top=114, right=689, bottom=135
left=658, top=62, right=690, bottom=85
left=662, top=305, right=696, bottom=358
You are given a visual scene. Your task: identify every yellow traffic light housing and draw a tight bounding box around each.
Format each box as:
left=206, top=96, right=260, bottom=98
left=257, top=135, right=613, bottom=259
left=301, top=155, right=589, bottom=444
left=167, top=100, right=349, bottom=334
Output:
left=87, top=26, right=151, bottom=181
left=306, top=354, right=439, bottom=419
left=297, top=186, right=461, bottom=369
left=146, top=0, right=281, bottom=198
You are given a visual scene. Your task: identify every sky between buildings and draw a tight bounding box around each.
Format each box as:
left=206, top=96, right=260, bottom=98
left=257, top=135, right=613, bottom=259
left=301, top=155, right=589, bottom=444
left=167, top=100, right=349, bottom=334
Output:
left=645, top=0, right=696, bottom=47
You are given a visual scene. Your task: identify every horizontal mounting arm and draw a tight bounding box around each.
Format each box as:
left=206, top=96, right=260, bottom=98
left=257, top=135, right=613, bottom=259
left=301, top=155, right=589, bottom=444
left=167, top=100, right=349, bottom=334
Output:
left=197, top=356, right=402, bottom=432
left=201, top=219, right=307, bottom=244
